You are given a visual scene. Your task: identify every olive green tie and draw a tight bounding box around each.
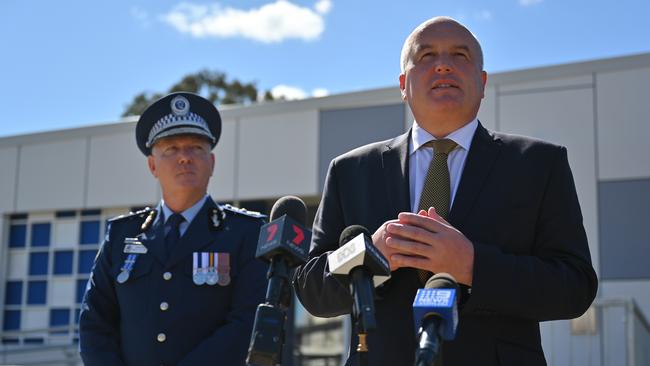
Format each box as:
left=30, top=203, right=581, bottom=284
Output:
left=416, top=138, right=457, bottom=284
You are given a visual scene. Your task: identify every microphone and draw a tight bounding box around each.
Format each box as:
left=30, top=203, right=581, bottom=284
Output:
left=412, top=273, right=459, bottom=366
left=247, top=196, right=311, bottom=366
left=327, top=225, right=390, bottom=332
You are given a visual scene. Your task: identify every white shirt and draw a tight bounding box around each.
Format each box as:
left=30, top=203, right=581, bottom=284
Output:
left=160, top=194, right=209, bottom=237
left=408, top=119, right=478, bottom=213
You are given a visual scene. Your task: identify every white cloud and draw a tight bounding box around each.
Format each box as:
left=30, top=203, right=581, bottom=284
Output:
left=474, top=10, right=492, bottom=21
left=311, top=88, right=329, bottom=97
left=161, top=0, right=328, bottom=43
left=314, top=0, right=332, bottom=15
left=519, top=0, right=543, bottom=6
left=270, top=85, right=329, bottom=100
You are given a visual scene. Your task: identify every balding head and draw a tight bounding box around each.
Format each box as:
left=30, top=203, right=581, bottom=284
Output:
left=400, top=16, right=484, bottom=73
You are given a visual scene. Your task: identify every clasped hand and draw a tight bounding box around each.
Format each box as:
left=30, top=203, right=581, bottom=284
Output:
left=372, top=207, right=474, bottom=285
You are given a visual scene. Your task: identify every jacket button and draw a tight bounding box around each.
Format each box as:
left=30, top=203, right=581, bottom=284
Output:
left=163, top=272, right=172, bottom=280
left=160, top=302, right=169, bottom=311
left=157, top=333, right=166, bottom=342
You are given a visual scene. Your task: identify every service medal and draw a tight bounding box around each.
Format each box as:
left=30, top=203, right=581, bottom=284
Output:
left=206, top=253, right=218, bottom=285
left=193, top=252, right=205, bottom=285
left=116, top=254, right=137, bottom=284
left=117, top=270, right=130, bottom=284
left=217, top=252, right=231, bottom=286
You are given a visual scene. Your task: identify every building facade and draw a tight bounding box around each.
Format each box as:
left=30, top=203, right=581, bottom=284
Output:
left=1, top=53, right=650, bottom=365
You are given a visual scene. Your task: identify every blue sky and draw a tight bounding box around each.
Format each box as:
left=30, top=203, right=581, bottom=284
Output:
left=1, top=0, right=649, bottom=138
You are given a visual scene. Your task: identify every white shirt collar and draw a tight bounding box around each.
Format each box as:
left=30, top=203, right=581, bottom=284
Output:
left=409, top=118, right=479, bottom=155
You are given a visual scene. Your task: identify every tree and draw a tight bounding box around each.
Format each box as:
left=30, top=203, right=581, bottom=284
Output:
left=122, top=70, right=274, bottom=117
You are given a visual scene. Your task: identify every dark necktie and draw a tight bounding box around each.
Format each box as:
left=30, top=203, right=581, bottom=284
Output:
left=416, top=138, right=458, bottom=284
left=165, top=213, right=185, bottom=253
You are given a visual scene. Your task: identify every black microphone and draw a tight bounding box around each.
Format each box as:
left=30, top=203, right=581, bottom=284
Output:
left=327, top=225, right=390, bottom=332
left=247, top=196, right=311, bottom=366
left=412, top=273, right=459, bottom=366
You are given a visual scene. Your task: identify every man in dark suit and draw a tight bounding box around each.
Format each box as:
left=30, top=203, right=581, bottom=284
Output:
left=294, top=16, right=598, bottom=365
left=79, top=92, right=267, bottom=365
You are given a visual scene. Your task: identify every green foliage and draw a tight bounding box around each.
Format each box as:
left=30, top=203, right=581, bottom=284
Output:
left=122, top=69, right=273, bottom=117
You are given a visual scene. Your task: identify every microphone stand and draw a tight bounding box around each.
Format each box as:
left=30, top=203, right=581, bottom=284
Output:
left=350, top=272, right=373, bottom=366
left=247, top=255, right=290, bottom=366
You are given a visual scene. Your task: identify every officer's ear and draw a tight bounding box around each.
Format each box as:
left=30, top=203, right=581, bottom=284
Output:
left=147, top=154, right=158, bottom=178
left=210, top=152, right=215, bottom=175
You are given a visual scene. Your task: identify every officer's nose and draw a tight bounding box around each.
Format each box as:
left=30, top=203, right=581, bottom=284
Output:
left=177, top=147, right=193, bottom=163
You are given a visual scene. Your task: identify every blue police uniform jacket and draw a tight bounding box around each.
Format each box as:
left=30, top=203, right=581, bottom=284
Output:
left=79, top=198, right=268, bottom=366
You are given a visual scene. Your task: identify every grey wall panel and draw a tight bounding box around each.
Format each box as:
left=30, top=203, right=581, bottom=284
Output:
left=599, top=179, right=650, bottom=279
left=17, top=139, right=87, bottom=211
left=0, top=147, right=18, bottom=213
left=319, top=104, right=405, bottom=191
left=238, top=110, right=319, bottom=199
left=597, top=67, right=650, bottom=180
left=209, top=119, right=237, bottom=201
left=499, top=87, right=599, bottom=273
left=87, top=132, right=159, bottom=208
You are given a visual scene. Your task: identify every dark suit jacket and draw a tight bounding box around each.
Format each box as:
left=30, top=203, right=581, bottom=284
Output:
left=79, top=198, right=268, bottom=366
left=294, top=123, right=598, bottom=366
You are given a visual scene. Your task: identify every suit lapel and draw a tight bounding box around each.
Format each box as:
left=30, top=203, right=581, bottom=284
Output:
left=381, top=130, right=412, bottom=216
left=449, top=123, right=502, bottom=229
left=166, top=199, right=218, bottom=269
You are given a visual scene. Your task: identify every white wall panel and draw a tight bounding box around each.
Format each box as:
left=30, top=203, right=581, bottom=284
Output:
left=16, top=139, right=87, bottom=211
left=596, top=67, right=650, bottom=180
left=499, top=88, right=600, bottom=274
left=477, top=86, right=497, bottom=131
left=49, top=278, right=75, bottom=307
left=52, top=221, right=78, bottom=249
left=208, top=119, right=237, bottom=201
left=8, top=251, right=27, bottom=279
left=499, top=75, right=592, bottom=93
left=237, top=110, right=319, bottom=199
left=87, top=132, right=158, bottom=208
left=22, top=308, right=47, bottom=330
left=601, top=279, right=650, bottom=319
left=0, top=146, right=18, bottom=213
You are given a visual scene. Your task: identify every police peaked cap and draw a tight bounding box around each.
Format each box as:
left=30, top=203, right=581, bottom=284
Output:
left=136, top=92, right=222, bottom=156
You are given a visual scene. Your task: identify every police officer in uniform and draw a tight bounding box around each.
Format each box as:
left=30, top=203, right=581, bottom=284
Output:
left=79, top=92, right=268, bottom=366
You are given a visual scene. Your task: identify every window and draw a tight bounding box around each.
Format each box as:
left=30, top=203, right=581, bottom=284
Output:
left=31, top=223, right=51, bottom=247
left=80, top=221, right=100, bottom=245
left=9, top=224, right=27, bottom=248
left=27, top=281, right=47, bottom=304
left=24, top=338, right=44, bottom=344
left=78, top=250, right=97, bottom=274
left=5, top=281, right=22, bottom=305
left=50, top=308, right=70, bottom=334
left=53, top=251, right=73, bottom=275
left=29, top=252, right=49, bottom=276
left=55, top=210, right=76, bottom=218
left=76, top=279, right=88, bottom=304
left=3, top=310, right=21, bottom=330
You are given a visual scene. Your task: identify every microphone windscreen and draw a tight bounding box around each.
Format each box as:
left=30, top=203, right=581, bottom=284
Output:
left=339, top=225, right=371, bottom=246
left=269, top=196, right=307, bottom=226
left=424, top=273, right=459, bottom=291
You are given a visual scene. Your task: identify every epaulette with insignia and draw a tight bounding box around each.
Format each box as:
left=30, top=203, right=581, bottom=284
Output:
left=221, top=204, right=266, bottom=219
left=108, top=207, right=155, bottom=224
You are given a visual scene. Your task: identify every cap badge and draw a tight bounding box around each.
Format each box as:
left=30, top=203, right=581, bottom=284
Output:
left=171, top=95, right=190, bottom=116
